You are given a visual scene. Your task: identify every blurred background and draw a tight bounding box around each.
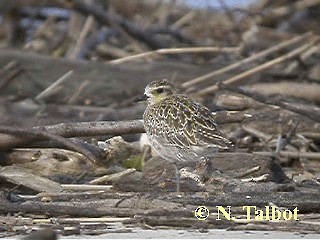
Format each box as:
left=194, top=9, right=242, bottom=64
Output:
left=0, top=0, right=319, bottom=126
left=1, top=1, right=320, bottom=238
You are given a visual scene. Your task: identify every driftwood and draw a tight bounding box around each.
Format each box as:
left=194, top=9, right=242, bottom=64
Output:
left=0, top=126, right=99, bottom=162
left=0, top=108, right=251, bottom=151
left=0, top=165, right=62, bottom=193
left=0, top=49, right=214, bottom=105
left=196, top=36, right=319, bottom=95
left=247, top=82, right=320, bottom=103
left=182, top=32, right=313, bottom=90
left=217, top=83, right=320, bottom=123
left=0, top=0, right=320, bottom=238
left=0, top=120, right=144, bottom=151
left=106, top=152, right=288, bottom=193
left=1, top=183, right=320, bottom=234
left=3, top=148, right=96, bottom=177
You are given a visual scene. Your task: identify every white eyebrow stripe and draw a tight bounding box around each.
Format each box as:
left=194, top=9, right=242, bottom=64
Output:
left=152, top=86, right=172, bottom=91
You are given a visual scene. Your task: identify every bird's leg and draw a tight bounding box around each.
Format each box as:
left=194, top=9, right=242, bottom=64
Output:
left=173, top=162, right=180, bottom=192
left=197, top=157, right=222, bottom=182
left=196, top=157, right=207, bottom=183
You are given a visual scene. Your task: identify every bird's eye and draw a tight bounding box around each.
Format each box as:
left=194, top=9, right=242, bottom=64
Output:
left=156, top=88, right=164, bottom=94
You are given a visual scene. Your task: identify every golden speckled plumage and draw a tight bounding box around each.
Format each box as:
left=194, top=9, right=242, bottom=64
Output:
left=143, top=80, right=233, bottom=163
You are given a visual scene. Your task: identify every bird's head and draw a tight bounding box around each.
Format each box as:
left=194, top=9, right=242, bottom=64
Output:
left=144, top=79, right=176, bottom=104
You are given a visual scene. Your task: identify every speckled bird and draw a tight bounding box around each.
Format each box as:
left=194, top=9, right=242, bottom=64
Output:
left=143, top=79, right=233, bottom=191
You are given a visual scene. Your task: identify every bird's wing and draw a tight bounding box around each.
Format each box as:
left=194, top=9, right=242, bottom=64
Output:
left=150, top=95, right=233, bottom=150
left=191, top=101, right=233, bottom=150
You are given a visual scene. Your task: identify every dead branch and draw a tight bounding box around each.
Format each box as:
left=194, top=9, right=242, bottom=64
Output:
left=257, top=0, right=320, bottom=25
left=67, top=15, right=95, bottom=60
left=0, top=165, right=62, bottom=193
left=0, top=61, right=23, bottom=91
left=35, top=70, right=74, bottom=102
left=284, top=45, right=320, bottom=74
left=89, top=168, right=136, bottom=184
left=214, top=93, right=263, bottom=110
left=242, top=125, right=272, bottom=142
left=212, top=111, right=252, bottom=124
left=61, top=184, right=113, bottom=191
left=0, top=126, right=98, bottom=162
left=0, top=120, right=145, bottom=151
left=182, top=32, right=313, bottom=89
left=0, top=109, right=248, bottom=151
left=217, top=83, right=320, bottom=123
left=247, top=82, right=320, bottom=103
left=59, top=0, right=165, bottom=49
left=198, top=37, right=319, bottom=95
left=109, top=46, right=240, bottom=64
left=3, top=147, right=102, bottom=178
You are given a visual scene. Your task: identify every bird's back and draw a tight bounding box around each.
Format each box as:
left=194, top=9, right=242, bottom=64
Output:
left=143, top=94, right=233, bottom=162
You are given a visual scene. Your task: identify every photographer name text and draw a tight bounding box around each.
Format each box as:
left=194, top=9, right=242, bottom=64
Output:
left=195, top=205, right=299, bottom=221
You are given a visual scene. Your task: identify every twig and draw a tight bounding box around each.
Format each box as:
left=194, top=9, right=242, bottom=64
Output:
left=0, top=67, right=23, bottom=91
left=171, top=11, right=196, bottom=29
left=61, top=184, right=113, bottom=191
left=241, top=174, right=269, bottom=182
left=0, top=126, right=97, bottom=163
left=35, top=70, right=74, bottom=101
left=67, top=15, right=95, bottom=59
left=147, top=26, right=195, bottom=45
left=76, top=28, right=119, bottom=59
left=217, top=0, right=238, bottom=33
left=0, top=61, right=18, bottom=76
left=182, top=32, right=312, bottom=89
left=284, top=45, right=320, bottom=74
left=67, top=80, right=90, bottom=104
left=89, top=168, right=136, bottom=184
left=242, top=125, right=272, bottom=142
left=299, top=132, right=320, bottom=141
left=0, top=61, right=23, bottom=91
left=261, top=0, right=320, bottom=21
left=276, top=120, right=299, bottom=153
left=275, top=134, right=283, bottom=155
left=198, top=37, right=319, bottom=95
left=60, top=0, right=165, bottom=49
left=96, top=44, right=131, bottom=59
left=109, top=46, right=240, bottom=64
left=236, top=166, right=260, bottom=178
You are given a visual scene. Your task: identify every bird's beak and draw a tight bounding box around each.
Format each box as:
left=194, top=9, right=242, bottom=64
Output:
left=135, top=94, right=148, bottom=102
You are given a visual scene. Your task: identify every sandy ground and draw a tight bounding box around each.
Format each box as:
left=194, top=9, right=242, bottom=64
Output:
left=7, top=229, right=320, bottom=240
